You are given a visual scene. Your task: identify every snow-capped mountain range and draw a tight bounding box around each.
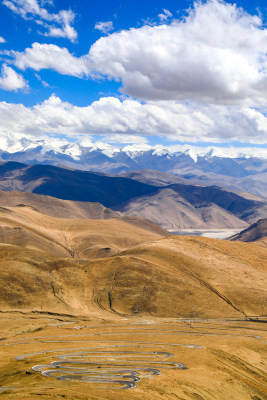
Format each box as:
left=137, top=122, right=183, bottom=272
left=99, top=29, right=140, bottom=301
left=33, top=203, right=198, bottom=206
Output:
left=0, top=132, right=267, bottom=198
left=1, top=132, right=267, bottom=161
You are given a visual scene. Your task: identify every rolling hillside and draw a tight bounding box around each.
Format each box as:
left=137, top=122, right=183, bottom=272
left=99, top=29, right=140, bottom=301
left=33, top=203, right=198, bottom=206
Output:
left=0, top=205, right=167, bottom=259
left=0, top=195, right=265, bottom=319
left=0, top=233, right=266, bottom=319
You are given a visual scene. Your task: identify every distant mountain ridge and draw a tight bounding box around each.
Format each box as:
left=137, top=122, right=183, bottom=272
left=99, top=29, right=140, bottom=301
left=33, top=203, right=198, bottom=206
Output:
left=1, top=133, right=267, bottom=197
left=0, top=162, right=266, bottom=230
left=0, top=162, right=157, bottom=207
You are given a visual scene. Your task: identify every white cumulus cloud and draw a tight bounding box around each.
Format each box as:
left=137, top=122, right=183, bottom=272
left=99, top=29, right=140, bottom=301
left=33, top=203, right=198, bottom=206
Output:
left=87, top=0, right=267, bottom=105
left=2, top=0, right=77, bottom=42
left=0, top=37, right=6, bottom=43
left=0, top=95, right=266, bottom=144
left=0, top=63, right=28, bottom=91
left=9, top=0, right=267, bottom=107
left=13, top=43, right=89, bottom=76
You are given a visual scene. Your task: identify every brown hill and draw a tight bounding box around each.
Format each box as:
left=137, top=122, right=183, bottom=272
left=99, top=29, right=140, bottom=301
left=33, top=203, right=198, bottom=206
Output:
left=0, top=234, right=266, bottom=319
left=0, top=205, right=167, bottom=259
left=230, top=218, right=267, bottom=248
left=0, top=190, right=167, bottom=236
left=0, top=194, right=265, bottom=319
left=115, top=187, right=249, bottom=230
left=0, top=189, right=121, bottom=219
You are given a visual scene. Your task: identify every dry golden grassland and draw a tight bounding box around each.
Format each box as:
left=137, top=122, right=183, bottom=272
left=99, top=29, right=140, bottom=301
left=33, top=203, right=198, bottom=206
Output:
left=0, top=205, right=266, bottom=399
left=0, top=313, right=266, bottom=400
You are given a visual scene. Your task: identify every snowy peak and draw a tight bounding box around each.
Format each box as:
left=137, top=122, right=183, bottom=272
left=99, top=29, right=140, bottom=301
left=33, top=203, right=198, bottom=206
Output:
left=1, top=132, right=267, bottom=161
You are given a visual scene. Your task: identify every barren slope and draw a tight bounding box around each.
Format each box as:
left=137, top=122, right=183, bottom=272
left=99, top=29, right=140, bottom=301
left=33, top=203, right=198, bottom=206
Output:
left=0, top=234, right=266, bottom=319
left=0, top=205, right=167, bottom=258
left=115, top=188, right=249, bottom=230
left=0, top=190, right=121, bottom=219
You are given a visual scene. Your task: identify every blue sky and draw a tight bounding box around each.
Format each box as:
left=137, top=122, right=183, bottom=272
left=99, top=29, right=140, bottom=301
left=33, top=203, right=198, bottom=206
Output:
left=0, top=0, right=198, bottom=106
left=0, top=0, right=267, bottom=148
